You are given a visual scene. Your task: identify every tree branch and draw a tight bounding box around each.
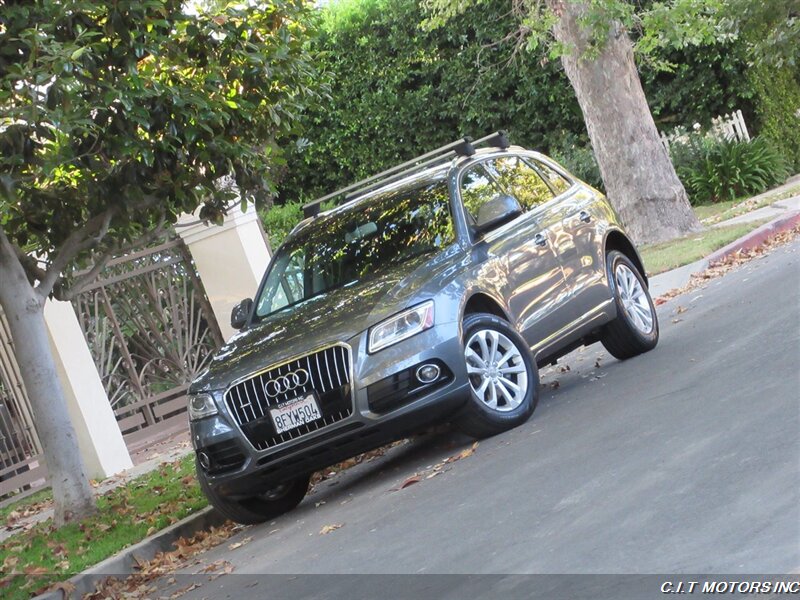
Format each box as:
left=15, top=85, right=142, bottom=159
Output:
left=35, top=208, right=117, bottom=299
left=55, top=212, right=171, bottom=301
left=35, top=194, right=162, bottom=299
left=13, top=244, right=47, bottom=284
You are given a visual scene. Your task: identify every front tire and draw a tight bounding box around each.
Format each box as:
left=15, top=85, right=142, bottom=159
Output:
left=196, top=460, right=310, bottom=525
left=600, top=250, right=659, bottom=360
left=456, top=313, right=539, bottom=439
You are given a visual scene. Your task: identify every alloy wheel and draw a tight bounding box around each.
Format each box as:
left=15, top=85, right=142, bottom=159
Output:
left=614, top=263, right=654, bottom=334
left=464, top=329, right=529, bottom=412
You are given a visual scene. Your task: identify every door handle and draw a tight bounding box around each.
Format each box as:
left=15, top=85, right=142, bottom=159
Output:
left=533, top=233, right=548, bottom=247
left=579, top=210, right=592, bottom=223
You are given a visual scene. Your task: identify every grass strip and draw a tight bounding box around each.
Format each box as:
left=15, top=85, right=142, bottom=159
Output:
left=0, top=455, right=207, bottom=600
left=641, top=220, right=770, bottom=275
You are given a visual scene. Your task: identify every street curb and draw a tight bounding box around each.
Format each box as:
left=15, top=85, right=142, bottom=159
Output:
left=706, top=211, right=800, bottom=264
left=33, top=506, right=225, bottom=600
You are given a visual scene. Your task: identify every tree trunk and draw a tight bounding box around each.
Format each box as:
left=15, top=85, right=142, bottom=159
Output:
left=0, top=229, right=96, bottom=524
left=550, top=0, right=702, bottom=246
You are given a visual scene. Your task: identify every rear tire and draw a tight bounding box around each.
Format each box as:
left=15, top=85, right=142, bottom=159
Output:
left=456, top=313, right=539, bottom=439
left=196, top=460, right=310, bottom=525
left=601, top=250, right=659, bottom=360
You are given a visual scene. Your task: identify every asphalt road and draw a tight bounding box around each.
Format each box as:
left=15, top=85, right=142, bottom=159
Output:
left=159, top=239, right=800, bottom=599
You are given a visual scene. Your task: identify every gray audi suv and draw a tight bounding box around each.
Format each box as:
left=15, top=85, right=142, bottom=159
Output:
left=188, top=132, right=659, bottom=523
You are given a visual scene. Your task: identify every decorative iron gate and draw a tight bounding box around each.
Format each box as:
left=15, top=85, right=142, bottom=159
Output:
left=72, top=237, right=224, bottom=450
left=0, top=308, right=46, bottom=499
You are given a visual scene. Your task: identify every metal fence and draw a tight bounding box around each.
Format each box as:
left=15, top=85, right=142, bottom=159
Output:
left=72, top=237, right=224, bottom=451
left=0, top=308, right=46, bottom=499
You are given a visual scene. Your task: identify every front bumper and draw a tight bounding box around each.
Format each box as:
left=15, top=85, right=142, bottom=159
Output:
left=191, top=320, right=469, bottom=497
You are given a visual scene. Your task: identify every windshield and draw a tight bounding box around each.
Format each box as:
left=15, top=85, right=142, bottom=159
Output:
left=255, top=178, right=454, bottom=318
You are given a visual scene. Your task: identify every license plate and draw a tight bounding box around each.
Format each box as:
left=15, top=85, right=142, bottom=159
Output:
left=269, top=394, right=322, bottom=434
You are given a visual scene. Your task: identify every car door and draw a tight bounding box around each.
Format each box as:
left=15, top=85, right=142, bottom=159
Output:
left=529, top=157, right=608, bottom=319
left=459, top=157, right=566, bottom=350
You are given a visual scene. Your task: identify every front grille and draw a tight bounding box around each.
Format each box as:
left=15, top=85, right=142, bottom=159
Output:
left=224, top=345, right=353, bottom=450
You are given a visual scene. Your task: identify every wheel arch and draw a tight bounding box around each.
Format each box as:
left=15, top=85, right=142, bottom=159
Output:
left=462, top=291, right=511, bottom=322
left=604, top=229, right=648, bottom=286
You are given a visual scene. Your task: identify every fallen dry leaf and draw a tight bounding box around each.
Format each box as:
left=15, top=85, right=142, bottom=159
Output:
left=399, top=475, right=421, bottom=489
left=49, top=580, right=76, bottom=598
left=656, top=225, right=799, bottom=305
left=227, top=536, right=253, bottom=550
left=319, top=523, right=343, bottom=535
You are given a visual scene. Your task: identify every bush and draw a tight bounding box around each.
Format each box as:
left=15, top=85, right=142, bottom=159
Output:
left=260, top=202, right=305, bottom=248
left=549, top=133, right=604, bottom=191
left=276, top=0, right=755, bottom=204
left=260, top=200, right=336, bottom=248
left=748, top=64, right=800, bottom=171
left=674, top=136, right=788, bottom=204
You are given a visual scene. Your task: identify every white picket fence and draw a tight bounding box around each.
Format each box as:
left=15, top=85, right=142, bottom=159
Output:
left=660, top=109, right=750, bottom=151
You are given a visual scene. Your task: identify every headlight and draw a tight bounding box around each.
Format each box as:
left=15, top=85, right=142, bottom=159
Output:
left=368, top=301, right=434, bottom=353
left=188, top=393, right=218, bottom=421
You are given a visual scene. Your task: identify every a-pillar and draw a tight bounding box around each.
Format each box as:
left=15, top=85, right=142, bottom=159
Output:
left=43, top=299, right=133, bottom=479
left=176, top=204, right=272, bottom=341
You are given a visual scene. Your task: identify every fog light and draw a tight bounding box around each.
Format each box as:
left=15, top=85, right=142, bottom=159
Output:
left=198, top=451, right=211, bottom=471
left=416, top=364, right=441, bottom=384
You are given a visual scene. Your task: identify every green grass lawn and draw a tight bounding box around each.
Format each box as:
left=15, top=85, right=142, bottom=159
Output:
left=641, top=220, right=770, bottom=276
left=0, top=455, right=207, bottom=600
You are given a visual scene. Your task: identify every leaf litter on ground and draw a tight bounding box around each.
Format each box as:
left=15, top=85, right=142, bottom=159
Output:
left=655, top=225, right=800, bottom=305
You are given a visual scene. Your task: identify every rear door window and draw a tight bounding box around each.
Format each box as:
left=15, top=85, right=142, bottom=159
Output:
left=529, top=159, right=573, bottom=195
left=484, top=156, right=554, bottom=212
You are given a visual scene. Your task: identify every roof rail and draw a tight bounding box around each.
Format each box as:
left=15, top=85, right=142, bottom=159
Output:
left=302, top=130, right=510, bottom=218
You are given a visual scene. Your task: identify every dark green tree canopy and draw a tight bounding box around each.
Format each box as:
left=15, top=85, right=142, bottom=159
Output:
left=276, top=0, right=757, bottom=205
left=0, top=0, right=319, bottom=297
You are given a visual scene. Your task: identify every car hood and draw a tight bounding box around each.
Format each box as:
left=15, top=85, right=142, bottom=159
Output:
left=191, top=252, right=453, bottom=392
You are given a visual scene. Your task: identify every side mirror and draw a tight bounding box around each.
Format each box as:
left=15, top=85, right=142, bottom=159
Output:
left=230, top=298, right=253, bottom=330
left=474, top=194, right=523, bottom=234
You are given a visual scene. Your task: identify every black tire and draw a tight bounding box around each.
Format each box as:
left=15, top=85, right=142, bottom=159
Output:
left=600, top=250, right=659, bottom=360
left=196, top=460, right=310, bottom=525
left=455, top=313, right=539, bottom=439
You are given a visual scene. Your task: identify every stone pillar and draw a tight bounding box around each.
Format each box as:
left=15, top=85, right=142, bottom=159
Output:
left=176, top=204, right=272, bottom=341
left=43, top=299, right=133, bottom=479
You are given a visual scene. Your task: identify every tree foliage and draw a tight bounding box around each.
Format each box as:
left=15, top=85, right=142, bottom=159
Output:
left=276, top=0, right=756, bottom=206
left=0, top=0, right=319, bottom=298
left=0, top=0, right=320, bottom=524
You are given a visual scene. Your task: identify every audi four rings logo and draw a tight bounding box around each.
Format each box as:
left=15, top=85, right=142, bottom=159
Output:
left=263, top=369, right=310, bottom=398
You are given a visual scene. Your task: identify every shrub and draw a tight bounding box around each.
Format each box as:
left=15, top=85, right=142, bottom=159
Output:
left=276, top=0, right=755, bottom=204
left=675, top=136, right=788, bottom=204
left=748, top=64, right=800, bottom=171
left=549, top=133, right=604, bottom=191
left=260, top=202, right=305, bottom=248
left=260, top=200, right=336, bottom=248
